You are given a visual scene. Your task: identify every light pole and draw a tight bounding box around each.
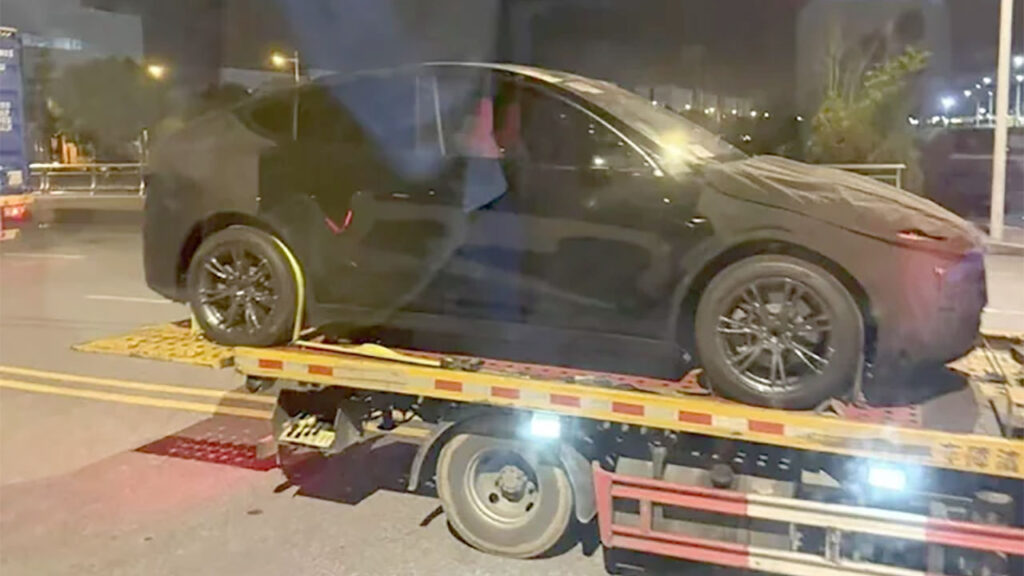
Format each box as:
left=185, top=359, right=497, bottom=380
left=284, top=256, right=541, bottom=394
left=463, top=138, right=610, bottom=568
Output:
left=1016, top=74, right=1024, bottom=119
left=989, top=0, right=1014, bottom=241
left=963, top=89, right=979, bottom=125
left=270, top=51, right=301, bottom=140
left=940, top=95, right=955, bottom=125
left=271, top=51, right=301, bottom=84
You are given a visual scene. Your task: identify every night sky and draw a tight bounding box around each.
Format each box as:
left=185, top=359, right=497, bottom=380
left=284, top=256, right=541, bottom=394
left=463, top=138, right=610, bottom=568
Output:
left=86, top=0, right=1022, bottom=107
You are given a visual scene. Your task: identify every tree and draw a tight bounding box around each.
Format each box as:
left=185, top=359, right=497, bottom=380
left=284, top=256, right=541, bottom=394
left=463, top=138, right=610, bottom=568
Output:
left=806, top=38, right=930, bottom=191
left=50, top=57, right=171, bottom=160
left=23, top=48, right=59, bottom=161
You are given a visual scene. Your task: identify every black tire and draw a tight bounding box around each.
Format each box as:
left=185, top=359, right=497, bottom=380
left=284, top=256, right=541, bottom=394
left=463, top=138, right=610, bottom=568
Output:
left=186, top=226, right=297, bottom=347
left=694, top=255, right=861, bottom=409
left=436, top=434, right=573, bottom=558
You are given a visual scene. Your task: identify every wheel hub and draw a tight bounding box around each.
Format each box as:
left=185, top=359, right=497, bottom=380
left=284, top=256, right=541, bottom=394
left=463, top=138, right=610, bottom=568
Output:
left=496, top=465, right=529, bottom=501
left=467, top=449, right=541, bottom=525
left=197, top=245, right=277, bottom=333
left=715, top=277, right=835, bottom=392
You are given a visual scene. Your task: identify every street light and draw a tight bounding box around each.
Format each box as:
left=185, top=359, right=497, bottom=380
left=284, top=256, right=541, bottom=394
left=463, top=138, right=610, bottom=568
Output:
left=1015, top=54, right=1024, bottom=69
left=270, top=50, right=301, bottom=84
left=963, top=89, right=972, bottom=98
left=982, top=76, right=993, bottom=86
left=145, top=64, right=166, bottom=80
left=270, top=50, right=301, bottom=141
left=940, top=95, right=956, bottom=112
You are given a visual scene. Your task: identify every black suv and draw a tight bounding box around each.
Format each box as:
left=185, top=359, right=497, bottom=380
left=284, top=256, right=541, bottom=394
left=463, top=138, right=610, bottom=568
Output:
left=144, top=63, right=985, bottom=409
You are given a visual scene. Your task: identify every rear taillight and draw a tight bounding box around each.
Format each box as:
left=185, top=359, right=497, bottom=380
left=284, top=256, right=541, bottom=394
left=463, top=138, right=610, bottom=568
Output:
left=1, top=204, right=28, bottom=221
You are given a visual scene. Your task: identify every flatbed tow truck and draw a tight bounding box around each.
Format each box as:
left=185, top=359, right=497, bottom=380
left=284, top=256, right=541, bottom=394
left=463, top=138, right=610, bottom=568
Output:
left=76, top=322, right=1024, bottom=576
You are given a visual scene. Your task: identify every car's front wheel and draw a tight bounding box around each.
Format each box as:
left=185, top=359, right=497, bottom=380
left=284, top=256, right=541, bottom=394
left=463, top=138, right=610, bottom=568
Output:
left=186, top=226, right=297, bottom=347
left=694, top=255, right=862, bottom=409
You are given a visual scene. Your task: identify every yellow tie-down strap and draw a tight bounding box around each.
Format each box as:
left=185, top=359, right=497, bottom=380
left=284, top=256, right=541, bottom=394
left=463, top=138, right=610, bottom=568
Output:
left=234, top=346, right=1024, bottom=481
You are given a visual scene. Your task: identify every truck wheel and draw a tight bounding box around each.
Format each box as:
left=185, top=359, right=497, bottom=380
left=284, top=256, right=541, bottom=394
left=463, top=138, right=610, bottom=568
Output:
left=437, top=433, right=573, bottom=558
left=694, top=255, right=861, bottom=410
left=186, top=226, right=297, bottom=347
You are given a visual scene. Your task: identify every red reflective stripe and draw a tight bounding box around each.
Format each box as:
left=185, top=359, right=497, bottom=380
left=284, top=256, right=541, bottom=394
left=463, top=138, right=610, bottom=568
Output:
left=609, top=525, right=751, bottom=569
left=925, top=517, right=1024, bottom=556
left=435, top=379, right=462, bottom=392
left=258, top=359, right=283, bottom=370
left=308, top=365, right=332, bottom=376
left=491, top=386, right=520, bottom=399
left=610, top=482, right=749, bottom=517
left=550, top=394, right=581, bottom=408
left=678, top=411, right=713, bottom=425
left=612, top=401, right=645, bottom=417
left=748, top=420, right=785, bottom=435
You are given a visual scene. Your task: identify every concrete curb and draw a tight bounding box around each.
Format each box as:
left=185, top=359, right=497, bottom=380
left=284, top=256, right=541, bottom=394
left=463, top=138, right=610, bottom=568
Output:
left=986, top=239, right=1024, bottom=256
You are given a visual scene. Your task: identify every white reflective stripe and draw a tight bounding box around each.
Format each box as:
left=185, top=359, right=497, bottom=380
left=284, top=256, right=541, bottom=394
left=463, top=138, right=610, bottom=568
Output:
left=519, top=387, right=548, bottom=404
left=786, top=425, right=816, bottom=438
left=748, top=546, right=927, bottom=576
left=747, top=492, right=931, bottom=528
left=746, top=502, right=927, bottom=544
left=646, top=404, right=677, bottom=422
left=713, top=415, right=747, bottom=433
left=581, top=395, right=607, bottom=412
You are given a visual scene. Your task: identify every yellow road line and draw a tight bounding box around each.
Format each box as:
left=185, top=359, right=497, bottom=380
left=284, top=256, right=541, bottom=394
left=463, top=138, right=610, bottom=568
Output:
left=0, top=371, right=430, bottom=440
left=0, top=365, right=276, bottom=405
left=0, top=378, right=273, bottom=420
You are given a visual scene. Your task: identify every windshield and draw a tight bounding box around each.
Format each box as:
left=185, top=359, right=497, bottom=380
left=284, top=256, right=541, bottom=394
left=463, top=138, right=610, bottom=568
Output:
left=559, top=75, right=748, bottom=170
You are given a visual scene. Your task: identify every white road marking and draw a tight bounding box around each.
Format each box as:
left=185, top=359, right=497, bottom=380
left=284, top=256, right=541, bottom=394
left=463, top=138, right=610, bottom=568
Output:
left=86, top=294, right=175, bottom=305
left=1, top=252, right=86, bottom=260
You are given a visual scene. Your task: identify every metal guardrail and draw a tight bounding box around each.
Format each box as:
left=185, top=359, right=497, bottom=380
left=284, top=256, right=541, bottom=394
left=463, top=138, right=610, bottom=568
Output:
left=29, top=163, right=145, bottom=196
left=25, top=162, right=908, bottom=200
left=820, top=163, right=907, bottom=189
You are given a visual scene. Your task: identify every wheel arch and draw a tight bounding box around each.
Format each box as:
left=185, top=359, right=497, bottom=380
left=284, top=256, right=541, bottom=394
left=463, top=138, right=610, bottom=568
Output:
left=408, top=409, right=593, bottom=523
left=673, top=239, right=876, bottom=357
left=176, top=212, right=284, bottom=289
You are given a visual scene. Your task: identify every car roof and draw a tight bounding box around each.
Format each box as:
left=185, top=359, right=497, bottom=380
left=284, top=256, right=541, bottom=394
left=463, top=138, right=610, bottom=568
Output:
left=420, top=62, right=573, bottom=83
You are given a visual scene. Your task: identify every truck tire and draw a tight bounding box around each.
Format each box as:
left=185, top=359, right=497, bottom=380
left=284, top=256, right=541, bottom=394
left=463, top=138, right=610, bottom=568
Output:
left=694, top=255, right=861, bottom=410
left=437, top=433, right=573, bottom=558
left=187, top=226, right=297, bottom=347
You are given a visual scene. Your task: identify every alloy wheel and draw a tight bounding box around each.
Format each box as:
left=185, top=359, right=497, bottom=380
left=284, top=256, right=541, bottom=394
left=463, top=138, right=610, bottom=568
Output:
left=196, top=244, right=279, bottom=334
left=715, top=277, right=835, bottom=393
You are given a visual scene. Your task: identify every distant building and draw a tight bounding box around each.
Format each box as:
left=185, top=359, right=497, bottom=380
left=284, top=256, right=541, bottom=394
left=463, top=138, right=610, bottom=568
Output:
left=1, top=0, right=143, bottom=68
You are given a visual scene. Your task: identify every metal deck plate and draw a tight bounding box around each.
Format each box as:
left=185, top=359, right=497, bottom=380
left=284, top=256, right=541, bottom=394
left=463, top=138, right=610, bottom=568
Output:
left=73, top=321, right=234, bottom=368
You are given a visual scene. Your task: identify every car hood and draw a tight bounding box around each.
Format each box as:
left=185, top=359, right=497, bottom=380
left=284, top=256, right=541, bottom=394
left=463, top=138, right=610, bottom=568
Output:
left=703, top=156, right=980, bottom=254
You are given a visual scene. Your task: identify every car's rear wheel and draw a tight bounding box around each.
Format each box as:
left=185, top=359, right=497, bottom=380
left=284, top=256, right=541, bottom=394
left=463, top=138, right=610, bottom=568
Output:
left=186, top=226, right=297, bottom=347
left=694, top=255, right=861, bottom=409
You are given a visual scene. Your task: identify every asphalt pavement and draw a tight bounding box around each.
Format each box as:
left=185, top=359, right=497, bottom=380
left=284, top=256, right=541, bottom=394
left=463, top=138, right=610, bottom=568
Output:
left=0, top=223, right=1022, bottom=576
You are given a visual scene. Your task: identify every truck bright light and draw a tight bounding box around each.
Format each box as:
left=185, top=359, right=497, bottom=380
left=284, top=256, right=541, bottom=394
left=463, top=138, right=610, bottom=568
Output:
left=868, top=467, right=906, bottom=491
left=529, top=413, right=561, bottom=439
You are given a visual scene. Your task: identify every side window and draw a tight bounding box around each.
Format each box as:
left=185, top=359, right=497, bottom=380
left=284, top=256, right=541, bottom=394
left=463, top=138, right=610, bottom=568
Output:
left=297, top=84, right=364, bottom=145
left=430, top=68, right=501, bottom=159
left=517, top=86, right=648, bottom=171
left=244, top=92, right=293, bottom=140
left=297, top=74, right=418, bottom=152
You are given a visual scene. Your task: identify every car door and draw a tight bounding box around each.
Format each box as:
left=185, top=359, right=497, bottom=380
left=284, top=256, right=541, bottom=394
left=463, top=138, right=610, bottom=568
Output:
left=476, top=77, right=698, bottom=335
left=260, top=72, right=470, bottom=323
